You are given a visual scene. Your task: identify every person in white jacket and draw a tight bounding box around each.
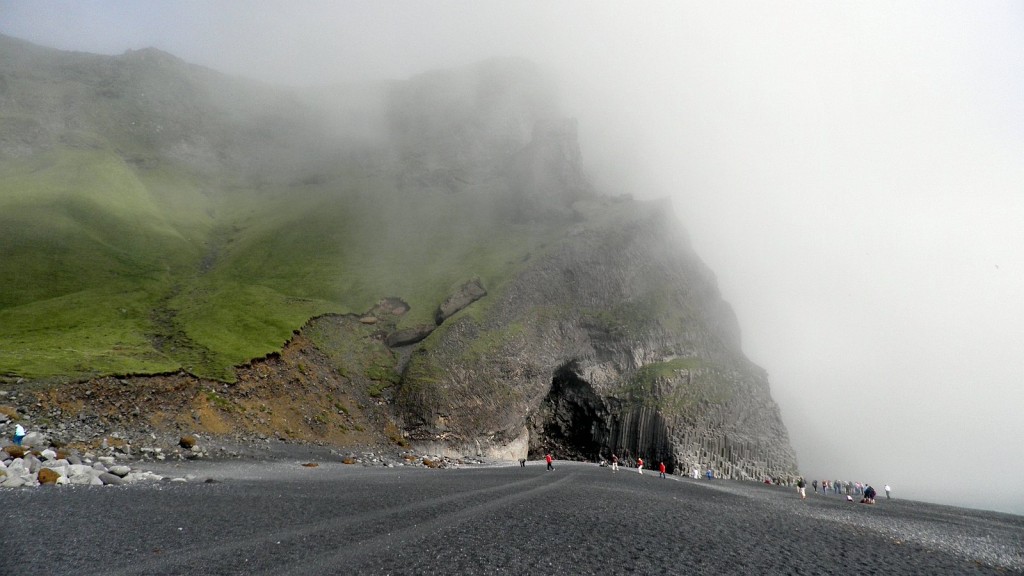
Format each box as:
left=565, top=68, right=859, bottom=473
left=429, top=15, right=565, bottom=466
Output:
left=13, top=423, right=26, bottom=446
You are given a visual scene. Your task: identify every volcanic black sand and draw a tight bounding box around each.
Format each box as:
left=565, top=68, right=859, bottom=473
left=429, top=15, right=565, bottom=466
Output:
left=1, top=459, right=1021, bottom=575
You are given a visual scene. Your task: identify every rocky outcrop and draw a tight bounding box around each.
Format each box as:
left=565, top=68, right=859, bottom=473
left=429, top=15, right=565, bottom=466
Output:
left=386, top=325, right=436, bottom=347
left=387, top=281, right=489, bottom=347
left=435, top=279, right=487, bottom=325
left=510, top=118, right=590, bottom=218
left=396, top=197, right=799, bottom=480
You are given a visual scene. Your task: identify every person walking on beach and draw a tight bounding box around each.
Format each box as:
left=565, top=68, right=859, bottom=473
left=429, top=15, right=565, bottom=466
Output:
left=884, top=484, right=891, bottom=499
left=797, top=478, right=807, bottom=499
left=545, top=452, right=554, bottom=471
left=812, top=479, right=818, bottom=494
left=611, top=454, right=618, bottom=472
left=637, top=457, right=644, bottom=474
left=12, top=423, right=25, bottom=446
left=658, top=461, right=666, bottom=479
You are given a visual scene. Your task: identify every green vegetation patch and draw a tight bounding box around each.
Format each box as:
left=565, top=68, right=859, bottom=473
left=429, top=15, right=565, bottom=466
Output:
left=169, top=282, right=338, bottom=381
left=0, top=149, right=203, bottom=310
left=620, top=358, right=735, bottom=417
left=459, top=321, right=527, bottom=364
left=203, top=387, right=239, bottom=412
left=0, top=287, right=180, bottom=379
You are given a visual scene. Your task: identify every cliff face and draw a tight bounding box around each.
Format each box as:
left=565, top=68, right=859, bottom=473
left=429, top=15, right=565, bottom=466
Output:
left=396, top=196, right=798, bottom=479
left=381, top=60, right=797, bottom=479
left=0, top=35, right=797, bottom=479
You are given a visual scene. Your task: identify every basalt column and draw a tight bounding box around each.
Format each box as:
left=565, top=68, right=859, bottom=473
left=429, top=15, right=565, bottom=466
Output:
left=606, top=403, right=674, bottom=471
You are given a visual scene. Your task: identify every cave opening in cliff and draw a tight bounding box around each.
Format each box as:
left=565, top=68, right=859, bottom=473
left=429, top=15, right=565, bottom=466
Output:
left=528, top=364, right=610, bottom=461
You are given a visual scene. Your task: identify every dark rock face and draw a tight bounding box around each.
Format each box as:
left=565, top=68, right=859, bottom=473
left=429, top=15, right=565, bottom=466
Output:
left=528, top=363, right=611, bottom=461
left=398, top=199, right=799, bottom=480
left=527, top=364, right=677, bottom=467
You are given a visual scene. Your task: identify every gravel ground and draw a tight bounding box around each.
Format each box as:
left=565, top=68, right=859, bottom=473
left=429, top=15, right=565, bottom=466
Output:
left=0, top=460, right=1020, bottom=575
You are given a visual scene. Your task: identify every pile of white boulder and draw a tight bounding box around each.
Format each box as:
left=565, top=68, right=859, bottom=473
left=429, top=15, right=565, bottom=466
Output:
left=1, top=431, right=166, bottom=488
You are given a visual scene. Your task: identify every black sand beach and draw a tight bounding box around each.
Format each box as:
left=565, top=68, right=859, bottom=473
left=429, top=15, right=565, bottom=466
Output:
left=1, top=459, right=1020, bottom=575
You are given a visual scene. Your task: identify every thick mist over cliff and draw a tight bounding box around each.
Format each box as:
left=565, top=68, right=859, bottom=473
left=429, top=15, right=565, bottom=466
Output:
left=1, top=1, right=1022, bottom=514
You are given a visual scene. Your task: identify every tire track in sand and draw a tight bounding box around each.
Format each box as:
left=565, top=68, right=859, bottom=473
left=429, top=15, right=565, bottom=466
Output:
left=279, top=471, right=574, bottom=575
left=99, top=471, right=567, bottom=575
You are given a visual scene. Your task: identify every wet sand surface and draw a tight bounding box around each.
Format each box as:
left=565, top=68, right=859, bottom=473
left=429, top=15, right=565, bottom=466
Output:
left=1, top=460, right=1021, bottom=575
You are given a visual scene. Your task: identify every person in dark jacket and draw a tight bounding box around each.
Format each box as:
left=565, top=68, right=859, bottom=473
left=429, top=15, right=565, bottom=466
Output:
left=861, top=485, right=877, bottom=504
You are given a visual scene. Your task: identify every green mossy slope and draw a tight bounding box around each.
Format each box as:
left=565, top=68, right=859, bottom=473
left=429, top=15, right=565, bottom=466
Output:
left=0, top=146, right=563, bottom=380
left=0, top=36, right=569, bottom=382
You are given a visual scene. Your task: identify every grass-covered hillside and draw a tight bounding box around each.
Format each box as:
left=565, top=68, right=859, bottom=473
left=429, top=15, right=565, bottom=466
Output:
left=0, top=35, right=570, bottom=382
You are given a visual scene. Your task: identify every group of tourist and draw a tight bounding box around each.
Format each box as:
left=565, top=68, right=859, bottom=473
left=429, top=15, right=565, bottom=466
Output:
left=810, top=478, right=886, bottom=498
left=604, top=454, right=669, bottom=478
left=599, top=453, right=722, bottom=482
left=552, top=448, right=897, bottom=507
left=794, top=476, right=891, bottom=503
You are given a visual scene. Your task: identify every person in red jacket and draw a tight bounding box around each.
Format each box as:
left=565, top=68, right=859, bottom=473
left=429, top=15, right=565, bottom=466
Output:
left=659, top=462, right=667, bottom=478
left=637, top=456, right=644, bottom=474
left=545, top=452, right=554, bottom=471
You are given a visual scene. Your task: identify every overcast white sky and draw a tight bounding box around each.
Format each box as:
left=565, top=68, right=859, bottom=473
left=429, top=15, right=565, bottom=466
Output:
left=2, top=1, right=1022, bottom=514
